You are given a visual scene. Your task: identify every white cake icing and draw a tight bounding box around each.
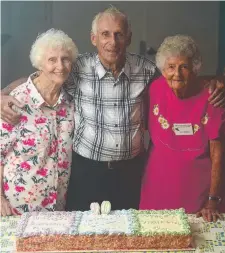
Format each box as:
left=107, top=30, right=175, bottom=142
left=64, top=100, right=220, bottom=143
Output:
left=78, top=210, right=129, bottom=235
left=136, top=209, right=190, bottom=235
left=25, top=212, right=73, bottom=235
left=138, top=214, right=185, bottom=233
left=17, top=211, right=81, bottom=237
left=16, top=208, right=190, bottom=239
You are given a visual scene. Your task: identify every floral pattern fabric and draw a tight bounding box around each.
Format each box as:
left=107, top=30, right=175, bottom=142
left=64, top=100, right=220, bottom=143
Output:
left=0, top=73, right=74, bottom=214
left=153, top=104, right=201, bottom=133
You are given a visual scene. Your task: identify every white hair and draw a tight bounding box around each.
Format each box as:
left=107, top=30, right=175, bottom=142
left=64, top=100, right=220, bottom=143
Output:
left=156, top=35, right=202, bottom=74
left=30, top=28, right=78, bottom=69
left=91, top=5, right=131, bottom=35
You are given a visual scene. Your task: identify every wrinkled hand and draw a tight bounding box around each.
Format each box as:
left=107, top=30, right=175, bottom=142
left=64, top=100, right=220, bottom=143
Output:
left=205, top=77, right=225, bottom=107
left=1, top=196, right=14, bottom=216
left=0, top=95, right=24, bottom=125
left=196, top=201, right=223, bottom=222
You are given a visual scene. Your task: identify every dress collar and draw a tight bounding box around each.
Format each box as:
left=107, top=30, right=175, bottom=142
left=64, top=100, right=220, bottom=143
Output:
left=26, top=72, right=71, bottom=109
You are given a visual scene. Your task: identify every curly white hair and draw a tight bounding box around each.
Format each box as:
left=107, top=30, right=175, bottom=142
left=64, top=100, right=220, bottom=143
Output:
left=30, top=28, right=78, bottom=69
left=156, top=35, right=202, bottom=74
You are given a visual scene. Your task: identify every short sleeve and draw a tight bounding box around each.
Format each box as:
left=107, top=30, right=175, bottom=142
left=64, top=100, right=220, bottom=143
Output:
left=205, top=105, right=225, bottom=140
left=0, top=120, right=18, bottom=166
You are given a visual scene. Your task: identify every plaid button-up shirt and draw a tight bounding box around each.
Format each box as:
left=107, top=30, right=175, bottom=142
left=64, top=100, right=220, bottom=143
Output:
left=65, top=52, right=159, bottom=161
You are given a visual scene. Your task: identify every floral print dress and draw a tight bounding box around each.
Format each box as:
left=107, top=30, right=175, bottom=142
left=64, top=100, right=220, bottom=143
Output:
left=0, top=73, right=74, bottom=214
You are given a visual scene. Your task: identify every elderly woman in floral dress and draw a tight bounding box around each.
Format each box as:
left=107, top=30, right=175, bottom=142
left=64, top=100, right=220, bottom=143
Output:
left=140, top=35, right=225, bottom=222
left=0, top=29, right=78, bottom=216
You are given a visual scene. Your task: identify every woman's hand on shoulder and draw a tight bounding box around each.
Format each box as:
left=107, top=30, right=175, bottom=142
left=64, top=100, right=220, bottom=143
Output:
left=204, top=76, right=225, bottom=107
left=196, top=200, right=223, bottom=222
left=1, top=196, right=14, bottom=216
left=1, top=77, right=27, bottom=124
left=0, top=95, right=24, bottom=125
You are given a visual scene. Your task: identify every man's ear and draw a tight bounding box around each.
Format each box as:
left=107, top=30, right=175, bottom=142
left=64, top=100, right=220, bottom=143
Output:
left=91, top=32, right=97, bottom=47
left=126, top=32, right=132, bottom=47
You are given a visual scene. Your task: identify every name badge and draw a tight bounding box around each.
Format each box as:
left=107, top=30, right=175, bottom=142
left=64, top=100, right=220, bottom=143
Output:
left=173, top=123, right=193, bottom=136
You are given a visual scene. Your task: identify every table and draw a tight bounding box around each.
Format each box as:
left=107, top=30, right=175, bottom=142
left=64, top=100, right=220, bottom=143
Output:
left=1, top=215, right=225, bottom=253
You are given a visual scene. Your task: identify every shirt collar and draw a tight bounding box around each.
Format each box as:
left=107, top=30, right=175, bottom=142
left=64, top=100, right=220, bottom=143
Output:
left=26, top=72, right=71, bottom=109
left=95, top=53, right=131, bottom=80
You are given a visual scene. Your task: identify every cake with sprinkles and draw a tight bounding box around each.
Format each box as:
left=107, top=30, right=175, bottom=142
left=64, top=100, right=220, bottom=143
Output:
left=16, top=201, right=192, bottom=252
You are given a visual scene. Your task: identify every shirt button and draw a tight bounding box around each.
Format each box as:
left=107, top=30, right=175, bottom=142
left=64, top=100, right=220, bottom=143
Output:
left=115, top=124, right=118, bottom=127
left=114, top=103, right=117, bottom=106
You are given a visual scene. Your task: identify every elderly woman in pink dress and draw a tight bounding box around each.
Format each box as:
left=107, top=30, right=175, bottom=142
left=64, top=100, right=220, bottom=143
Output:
left=0, top=29, right=78, bottom=216
left=140, top=35, right=225, bottom=222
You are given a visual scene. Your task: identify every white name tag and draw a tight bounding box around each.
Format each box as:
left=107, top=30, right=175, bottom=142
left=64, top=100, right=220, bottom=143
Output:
left=173, top=123, right=193, bottom=136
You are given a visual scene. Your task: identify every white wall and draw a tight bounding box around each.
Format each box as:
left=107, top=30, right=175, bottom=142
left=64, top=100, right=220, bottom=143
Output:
left=1, top=1, right=219, bottom=87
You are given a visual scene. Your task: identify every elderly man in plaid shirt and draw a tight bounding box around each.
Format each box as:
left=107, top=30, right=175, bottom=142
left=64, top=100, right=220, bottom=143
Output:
left=64, top=6, right=160, bottom=210
left=1, top=6, right=225, bottom=211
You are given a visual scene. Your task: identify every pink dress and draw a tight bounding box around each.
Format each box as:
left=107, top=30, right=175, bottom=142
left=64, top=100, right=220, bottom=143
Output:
left=140, top=76, right=225, bottom=213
